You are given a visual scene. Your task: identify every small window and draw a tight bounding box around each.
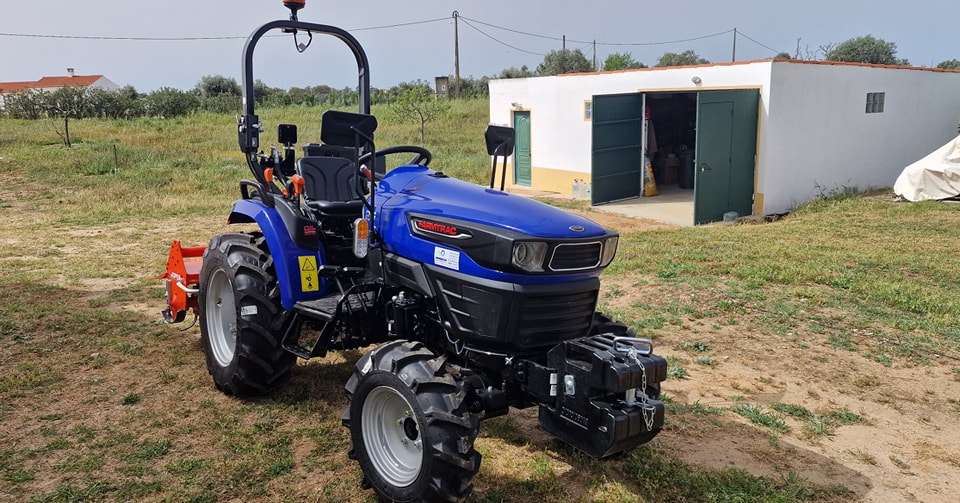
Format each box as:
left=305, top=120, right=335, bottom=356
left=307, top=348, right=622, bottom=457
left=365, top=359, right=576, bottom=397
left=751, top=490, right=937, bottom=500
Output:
left=584, top=100, right=593, bottom=121
left=866, top=92, right=885, bottom=113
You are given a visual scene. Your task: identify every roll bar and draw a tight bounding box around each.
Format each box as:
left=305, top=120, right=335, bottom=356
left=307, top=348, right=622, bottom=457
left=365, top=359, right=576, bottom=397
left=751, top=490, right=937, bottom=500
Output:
left=237, top=18, right=372, bottom=196
left=242, top=20, right=370, bottom=117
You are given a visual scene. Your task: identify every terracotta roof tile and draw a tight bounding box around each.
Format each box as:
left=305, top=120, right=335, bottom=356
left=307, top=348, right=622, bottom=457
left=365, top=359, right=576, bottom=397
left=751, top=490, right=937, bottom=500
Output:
left=560, top=58, right=960, bottom=78
left=0, top=74, right=108, bottom=94
left=0, top=81, right=36, bottom=93
left=32, top=75, right=103, bottom=88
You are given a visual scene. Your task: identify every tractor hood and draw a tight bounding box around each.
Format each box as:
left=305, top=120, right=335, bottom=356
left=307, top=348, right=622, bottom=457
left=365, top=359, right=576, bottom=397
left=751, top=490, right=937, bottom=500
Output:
left=374, top=165, right=617, bottom=281
left=375, top=165, right=607, bottom=238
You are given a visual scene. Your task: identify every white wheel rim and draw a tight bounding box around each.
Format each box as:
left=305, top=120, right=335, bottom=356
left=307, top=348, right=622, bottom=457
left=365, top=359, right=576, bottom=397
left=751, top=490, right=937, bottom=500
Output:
left=206, top=269, right=237, bottom=367
left=361, top=385, right=423, bottom=487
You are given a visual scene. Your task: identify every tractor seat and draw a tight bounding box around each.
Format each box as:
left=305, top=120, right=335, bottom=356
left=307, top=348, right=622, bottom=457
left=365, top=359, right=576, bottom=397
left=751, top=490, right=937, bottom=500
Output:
left=296, top=156, right=365, bottom=219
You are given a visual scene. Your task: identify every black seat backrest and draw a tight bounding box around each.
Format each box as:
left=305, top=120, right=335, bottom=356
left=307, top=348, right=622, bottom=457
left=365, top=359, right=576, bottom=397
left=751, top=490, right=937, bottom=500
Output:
left=296, top=156, right=358, bottom=202
left=303, top=142, right=386, bottom=177
left=296, top=156, right=365, bottom=221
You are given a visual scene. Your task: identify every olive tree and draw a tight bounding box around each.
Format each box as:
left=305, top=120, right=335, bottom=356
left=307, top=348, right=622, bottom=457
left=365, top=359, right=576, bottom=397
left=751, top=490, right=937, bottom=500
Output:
left=655, top=50, right=709, bottom=67
left=144, top=87, right=200, bottom=118
left=603, top=52, right=646, bottom=71
left=387, top=86, right=450, bottom=144
left=825, top=35, right=909, bottom=66
left=536, top=49, right=593, bottom=76
left=936, top=59, right=960, bottom=70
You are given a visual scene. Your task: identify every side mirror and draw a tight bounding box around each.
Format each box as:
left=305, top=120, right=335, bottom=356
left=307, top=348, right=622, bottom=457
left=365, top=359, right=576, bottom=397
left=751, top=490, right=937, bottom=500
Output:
left=484, top=125, right=515, bottom=156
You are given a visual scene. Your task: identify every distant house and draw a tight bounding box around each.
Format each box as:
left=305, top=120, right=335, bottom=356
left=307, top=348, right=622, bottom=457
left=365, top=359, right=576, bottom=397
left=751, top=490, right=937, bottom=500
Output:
left=0, top=68, right=120, bottom=109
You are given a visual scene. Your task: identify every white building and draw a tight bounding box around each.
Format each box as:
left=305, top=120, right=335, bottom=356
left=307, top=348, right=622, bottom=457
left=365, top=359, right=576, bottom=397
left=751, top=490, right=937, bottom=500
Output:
left=489, top=60, right=960, bottom=224
left=0, top=69, right=120, bottom=109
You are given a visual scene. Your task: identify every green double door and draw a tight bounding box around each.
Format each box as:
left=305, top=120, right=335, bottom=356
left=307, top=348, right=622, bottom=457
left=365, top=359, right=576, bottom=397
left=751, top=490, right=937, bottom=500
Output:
left=591, top=89, right=758, bottom=224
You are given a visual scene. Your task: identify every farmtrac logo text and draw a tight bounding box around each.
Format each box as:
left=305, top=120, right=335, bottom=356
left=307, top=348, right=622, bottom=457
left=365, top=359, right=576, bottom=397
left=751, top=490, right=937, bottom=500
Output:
left=413, top=218, right=472, bottom=239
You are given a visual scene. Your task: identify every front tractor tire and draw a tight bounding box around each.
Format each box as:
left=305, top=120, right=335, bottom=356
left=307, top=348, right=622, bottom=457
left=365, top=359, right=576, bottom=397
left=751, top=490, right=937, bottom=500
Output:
left=343, top=341, right=481, bottom=503
left=198, top=233, right=298, bottom=396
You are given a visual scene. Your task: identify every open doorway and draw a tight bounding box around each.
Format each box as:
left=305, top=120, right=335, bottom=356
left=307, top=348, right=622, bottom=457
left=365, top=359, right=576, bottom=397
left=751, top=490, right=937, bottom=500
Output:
left=647, top=93, right=697, bottom=192
left=591, top=89, right=759, bottom=225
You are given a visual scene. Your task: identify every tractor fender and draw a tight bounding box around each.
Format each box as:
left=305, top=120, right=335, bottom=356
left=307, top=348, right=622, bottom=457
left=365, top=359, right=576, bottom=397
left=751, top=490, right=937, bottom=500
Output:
left=229, top=198, right=329, bottom=309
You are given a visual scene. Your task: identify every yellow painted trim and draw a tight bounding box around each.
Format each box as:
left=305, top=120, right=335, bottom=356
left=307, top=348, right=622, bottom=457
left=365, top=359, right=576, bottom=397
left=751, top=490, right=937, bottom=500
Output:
left=493, top=163, right=591, bottom=196
left=752, top=92, right=764, bottom=216
left=584, top=99, right=593, bottom=121
left=635, top=85, right=763, bottom=93
left=534, top=166, right=590, bottom=195
left=491, top=160, right=515, bottom=189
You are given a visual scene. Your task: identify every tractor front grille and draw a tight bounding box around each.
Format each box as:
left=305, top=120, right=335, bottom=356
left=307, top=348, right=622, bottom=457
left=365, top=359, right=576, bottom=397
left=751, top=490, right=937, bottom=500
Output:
left=517, top=289, right=597, bottom=347
left=549, top=242, right=602, bottom=271
left=424, top=262, right=600, bottom=352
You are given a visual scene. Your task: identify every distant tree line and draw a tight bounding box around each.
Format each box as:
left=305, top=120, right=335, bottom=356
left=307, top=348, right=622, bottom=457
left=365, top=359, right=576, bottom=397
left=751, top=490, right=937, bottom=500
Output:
left=4, top=34, right=959, bottom=123
left=1, top=75, right=491, bottom=121
left=0, top=47, right=712, bottom=122
left=599, top=35, right=960, bottom=70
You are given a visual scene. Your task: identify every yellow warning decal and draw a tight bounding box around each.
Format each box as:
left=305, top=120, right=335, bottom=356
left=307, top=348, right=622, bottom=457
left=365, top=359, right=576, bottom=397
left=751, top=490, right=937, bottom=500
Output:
left=298, top=255, right=319, bottom=292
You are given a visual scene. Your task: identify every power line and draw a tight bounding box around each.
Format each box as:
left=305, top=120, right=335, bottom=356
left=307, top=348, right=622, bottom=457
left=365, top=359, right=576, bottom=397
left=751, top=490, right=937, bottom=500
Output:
left=349, top=17, right=448, bottom=32
left=459, top=15, right=734, bottom=47
left=458, top=18, right=545, bottom=57
left=736, top=30, right=785, bottom=55
left=0, top=17, right=448, bottom=42
left=458, top=16, right=561, bottom=43
left=595, top=28, right=734, bottom=47
left=0, top=15, right=777, bottom=59
left=0, top=32, right=246, bottom=41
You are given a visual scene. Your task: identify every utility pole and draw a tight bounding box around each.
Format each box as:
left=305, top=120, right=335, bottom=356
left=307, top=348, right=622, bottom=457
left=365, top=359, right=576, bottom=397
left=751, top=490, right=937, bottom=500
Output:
left=562, top=35, right=566, bottom=51
left=732, top=27, right=737, bottom=62
left=593, top=40, right=597, bottom=71
left=453, top=11, right=461, bottom=98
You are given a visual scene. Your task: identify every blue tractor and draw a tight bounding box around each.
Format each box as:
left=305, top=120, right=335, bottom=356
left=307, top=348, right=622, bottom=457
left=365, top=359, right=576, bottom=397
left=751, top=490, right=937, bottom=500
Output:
left=159, top=1, right=666, bottom=501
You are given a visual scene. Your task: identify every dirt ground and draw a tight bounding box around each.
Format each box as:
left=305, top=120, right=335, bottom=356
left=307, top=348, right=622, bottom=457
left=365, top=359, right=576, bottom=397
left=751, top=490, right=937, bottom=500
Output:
left=2, top=182, right=958, bottom=502
left=578, top=207, right=960, bottom=503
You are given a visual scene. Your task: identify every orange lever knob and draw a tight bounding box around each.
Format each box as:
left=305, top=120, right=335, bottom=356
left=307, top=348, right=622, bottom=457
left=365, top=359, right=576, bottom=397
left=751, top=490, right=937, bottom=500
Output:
left=292, top=175, right=305, bottom=196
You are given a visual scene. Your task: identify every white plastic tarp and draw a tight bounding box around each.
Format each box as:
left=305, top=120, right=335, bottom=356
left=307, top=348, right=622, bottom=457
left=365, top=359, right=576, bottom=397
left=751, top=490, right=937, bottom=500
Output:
left=893, top=134, right=960, bottom=201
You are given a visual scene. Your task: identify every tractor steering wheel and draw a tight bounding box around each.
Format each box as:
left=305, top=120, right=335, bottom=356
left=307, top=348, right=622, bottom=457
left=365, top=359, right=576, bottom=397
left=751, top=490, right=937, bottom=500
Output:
left=359, top=145, right=432, bottom=168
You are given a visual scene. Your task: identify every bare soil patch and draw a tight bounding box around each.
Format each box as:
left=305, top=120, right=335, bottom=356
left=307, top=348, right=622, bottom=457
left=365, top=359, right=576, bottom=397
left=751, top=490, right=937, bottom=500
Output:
left=2, top=189, right=958, bottom=502
left=580, top=210, right=960, bottom=503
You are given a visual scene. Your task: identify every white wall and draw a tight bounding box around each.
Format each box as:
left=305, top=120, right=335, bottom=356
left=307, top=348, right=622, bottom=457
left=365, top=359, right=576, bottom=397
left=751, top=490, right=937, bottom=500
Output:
left=489, top=62, right=773, bottom=177
left=91, top=77, right=121, bottom=91
left=490, top=61, right=960, bottom=215
left=762, top=62, right=960, bottom=213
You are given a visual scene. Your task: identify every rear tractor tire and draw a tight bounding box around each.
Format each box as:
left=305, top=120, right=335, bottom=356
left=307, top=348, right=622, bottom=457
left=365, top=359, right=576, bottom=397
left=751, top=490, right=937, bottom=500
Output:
left=343, top=340, right=481, bottom=503
left=198, top=233, right=298, bottom=396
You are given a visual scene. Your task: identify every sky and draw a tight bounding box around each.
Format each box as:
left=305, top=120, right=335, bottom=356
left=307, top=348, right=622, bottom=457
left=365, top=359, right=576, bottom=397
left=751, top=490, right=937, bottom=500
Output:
left=1, top=0, right=957, bottom=93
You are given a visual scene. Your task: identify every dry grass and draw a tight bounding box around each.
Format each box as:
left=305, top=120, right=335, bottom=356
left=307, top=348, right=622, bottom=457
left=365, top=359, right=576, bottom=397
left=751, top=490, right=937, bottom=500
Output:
left=3, top=106, right=958, bottom=502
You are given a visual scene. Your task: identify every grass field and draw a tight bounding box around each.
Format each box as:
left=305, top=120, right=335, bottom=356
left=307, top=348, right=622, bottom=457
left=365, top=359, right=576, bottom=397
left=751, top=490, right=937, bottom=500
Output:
left=1, top=102, right=959, bottom=502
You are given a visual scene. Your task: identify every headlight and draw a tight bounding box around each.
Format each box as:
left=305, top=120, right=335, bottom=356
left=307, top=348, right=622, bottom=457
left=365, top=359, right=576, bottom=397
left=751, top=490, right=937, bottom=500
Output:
left=600, top=236, right=619, bottom=266
left=512, top=242, right=547, bottom=272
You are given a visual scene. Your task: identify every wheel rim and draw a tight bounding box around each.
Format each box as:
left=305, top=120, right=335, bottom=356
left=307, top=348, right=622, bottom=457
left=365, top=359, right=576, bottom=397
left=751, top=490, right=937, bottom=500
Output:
left=205, top=269, right=237, bottom=367
left=361, top=385, right=423, bottom=487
